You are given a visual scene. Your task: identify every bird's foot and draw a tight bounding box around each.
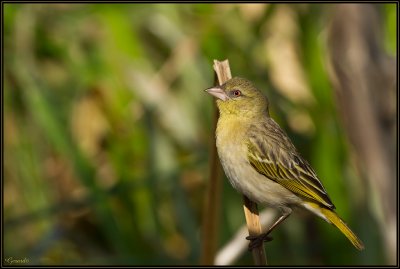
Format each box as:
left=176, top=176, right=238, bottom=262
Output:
left=246, top=233, right=273, bottom=251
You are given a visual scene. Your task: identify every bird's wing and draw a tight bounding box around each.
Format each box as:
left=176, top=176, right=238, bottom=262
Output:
left=246, top=120, right=335, bottom=209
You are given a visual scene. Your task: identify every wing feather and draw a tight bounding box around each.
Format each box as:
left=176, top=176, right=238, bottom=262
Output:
left=247, top=120, right=335, bottom=209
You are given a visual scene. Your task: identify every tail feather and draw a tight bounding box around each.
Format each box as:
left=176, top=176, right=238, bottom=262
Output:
left=304, top=202, right=364, bottom=250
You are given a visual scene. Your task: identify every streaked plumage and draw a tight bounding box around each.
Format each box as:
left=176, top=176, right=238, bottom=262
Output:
left=246, top=120, right=334, bottom=209
left=206, top=77, right=364, bottom=251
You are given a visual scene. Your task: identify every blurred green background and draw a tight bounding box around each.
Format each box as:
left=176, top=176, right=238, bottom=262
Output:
left=3, top=3, right=396, bottom=266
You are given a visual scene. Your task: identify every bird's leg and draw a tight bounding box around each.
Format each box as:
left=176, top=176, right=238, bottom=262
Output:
left=246, top=209, right=291, bottom=250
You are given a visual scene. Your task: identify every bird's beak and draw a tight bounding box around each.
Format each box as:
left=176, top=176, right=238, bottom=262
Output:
left=205, top=86, right=230, bottom=101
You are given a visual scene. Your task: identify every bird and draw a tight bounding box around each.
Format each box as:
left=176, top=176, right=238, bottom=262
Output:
left=205, top=77, right=364, bottom=251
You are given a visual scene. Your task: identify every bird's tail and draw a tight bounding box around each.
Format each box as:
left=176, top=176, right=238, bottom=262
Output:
left=304, top=202, right=364, bottom=251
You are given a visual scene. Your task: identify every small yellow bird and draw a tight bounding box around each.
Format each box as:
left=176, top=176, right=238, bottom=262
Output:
left=206, top=77, right=364, bottom=251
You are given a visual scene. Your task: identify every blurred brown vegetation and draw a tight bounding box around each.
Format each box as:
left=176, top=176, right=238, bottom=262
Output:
left=3, top=3, right=396, bottom=265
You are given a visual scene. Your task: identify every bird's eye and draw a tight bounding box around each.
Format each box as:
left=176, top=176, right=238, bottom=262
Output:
left=232, top=90, right=242, bottom=97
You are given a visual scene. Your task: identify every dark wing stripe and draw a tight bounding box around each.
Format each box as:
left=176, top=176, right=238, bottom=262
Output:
left=280, top=163, right=331, bottom=206
left=278, top=163, right=291, bottom=179
left=278, top=180, right=323, bottom=202
left=275, top=164, right=284, bottom=178
left=295, top=162, right=330, bottom=196
left=263, top=163, right=275, bottom=178
left=297, top=174, right=333, bottom=206
left=247, top=136, right=335, bottom=210
left=251, top=156, right=332, bottom=207
left=250, top=160, right=318, bottom=202
left=299, top=170, right=327, bottom=194
left=294, top=165, right=324, bottom=192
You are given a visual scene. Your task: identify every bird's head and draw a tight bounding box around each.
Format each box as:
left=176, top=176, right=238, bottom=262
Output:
left=206, top=77, right=270, bottom=118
